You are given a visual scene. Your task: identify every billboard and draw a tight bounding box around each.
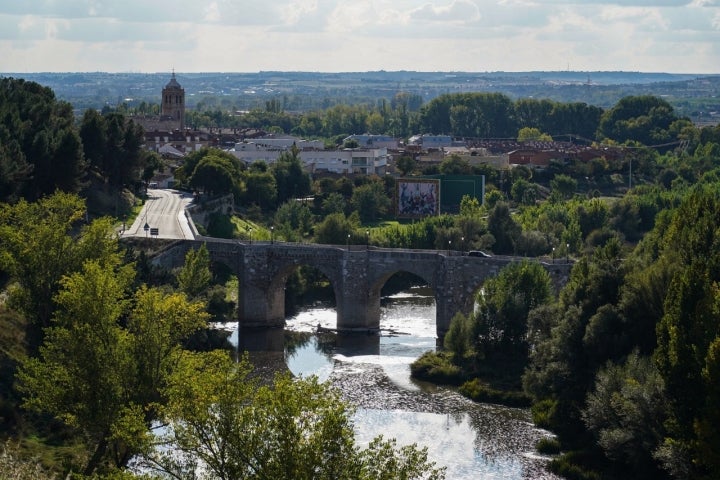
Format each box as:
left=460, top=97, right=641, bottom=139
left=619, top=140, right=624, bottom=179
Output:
left=396, top=178, right=440, bottom=218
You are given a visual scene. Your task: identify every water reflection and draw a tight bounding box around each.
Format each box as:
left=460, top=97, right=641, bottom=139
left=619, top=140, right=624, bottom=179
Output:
left=224, top=286, right=559, bottom=480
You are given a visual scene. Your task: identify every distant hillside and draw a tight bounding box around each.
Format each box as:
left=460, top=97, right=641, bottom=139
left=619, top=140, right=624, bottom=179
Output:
left=3, top=71, right=719, bottom=124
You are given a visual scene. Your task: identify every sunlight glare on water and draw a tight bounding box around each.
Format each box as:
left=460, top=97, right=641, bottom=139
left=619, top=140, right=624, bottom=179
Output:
left=226, top=286, right=560, bottom=480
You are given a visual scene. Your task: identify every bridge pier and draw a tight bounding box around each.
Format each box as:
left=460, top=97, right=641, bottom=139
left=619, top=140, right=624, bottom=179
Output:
left=336, top=281, right=382, bottom=332
left=238, top=281, right=285, bottom=329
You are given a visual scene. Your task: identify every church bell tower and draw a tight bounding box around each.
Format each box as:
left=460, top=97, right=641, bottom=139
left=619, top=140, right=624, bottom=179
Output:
left=161, top=71, right=185, bottom=130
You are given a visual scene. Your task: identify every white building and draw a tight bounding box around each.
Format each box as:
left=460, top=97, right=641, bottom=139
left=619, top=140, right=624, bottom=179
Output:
left=230, top=145, right=388, bottom=175
left=304, top=148, right=388, bottom=175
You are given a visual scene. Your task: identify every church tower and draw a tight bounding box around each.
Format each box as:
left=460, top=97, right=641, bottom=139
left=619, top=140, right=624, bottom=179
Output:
left=161, top=71, right=185, bottom=130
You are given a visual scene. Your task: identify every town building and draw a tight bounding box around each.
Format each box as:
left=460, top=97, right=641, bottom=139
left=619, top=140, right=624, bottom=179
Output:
left=230, top=141, right=388, bottom=175
left=161, top=71, right=185, bottom=130
left=133, top=72, right=186, bottom=132
left=344, top=134, right=399, bottom=149
left=407, top=134, right=459, bottom=149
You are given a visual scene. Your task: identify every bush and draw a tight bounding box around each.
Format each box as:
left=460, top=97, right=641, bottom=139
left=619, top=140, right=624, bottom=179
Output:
left=536, top=437, right=561, bottom=455
left=531, top=398, right=559, bottom=430
left=410, top=352, right=464, bottom=385
left=206, top=212, right=235, bottom=238
left=459, top=378, right=532, bottom=407
left=548, top=451, right=602, bottom=480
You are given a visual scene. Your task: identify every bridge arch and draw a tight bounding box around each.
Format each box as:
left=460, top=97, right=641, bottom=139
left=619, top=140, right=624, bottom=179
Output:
left=264, top=261, right=340, bottom=325
left=365, top=268, right=437, bottom=331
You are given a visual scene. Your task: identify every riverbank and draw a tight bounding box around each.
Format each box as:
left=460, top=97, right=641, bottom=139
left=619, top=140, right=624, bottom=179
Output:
left=410, top=350, right=533, bottom=407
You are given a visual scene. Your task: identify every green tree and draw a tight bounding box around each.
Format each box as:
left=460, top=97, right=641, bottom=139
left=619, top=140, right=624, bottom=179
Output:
left=190, top=154, right=243, bottom=196
left=486, top=202, right=520, bottom=254
left=396, top=155, right=417, bottom=176
left=439, top=154, right=471, bottom=175
left=582, top=351, right=669, bottom=478
left=510, top=178, right=538, bottom=205
left=474, top=260, right=553, bottom=357
left=272, top=145, right=311, bottom=204
left=514, top=99, right=554, bottom=131
left=17, top=260, right=207, bottom=475
left=517, top=127, right=552, bottom=142
left=0, top=193, right=121, bottom=348
left=321, top=192, right=347, bottom=215
left=176, top=243, right=212, bottom=298
left=0, top=78, right=86, bottom=201
left=147, top=350, right=445, bottom=480
left=654, top=186, right=720, bottom=478
left=420, top=92, right=515, bottom=138
left=176, top=147, right=244, bottom=190
left=242, top=170, right=277, bottom=208
left=350, top=181, right=391, bottom=223
left=550, top=174, right=577, bottom=199
left=523, top=240, right=627, bottom=442
left=315, top=213, right=356, bottom=245
left=484, top=188, right=505, bottom=209
left=597, top=95, right=679, bottom=147
left=17, top=259, right=137, bottom=474
left=275, top=200, right=313, bottom=239
left=443, top=312, right=475, bottom=362
left=89, top=112, right=147, bottom=190
left=459, top=195, right=483, bottom=217
left=574, top=198, right=609, bottom=239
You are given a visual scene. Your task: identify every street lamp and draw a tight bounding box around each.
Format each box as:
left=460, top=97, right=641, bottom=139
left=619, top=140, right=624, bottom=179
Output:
left=347, top=233, right=351, bottom=249
left=448, top=239, right=451, bottom=255
left=566, top=243, right=570, bottom=264
left=249, top=228, right=252, bottom=244
left=461, top=236, right=465, bottom=251
left=270, top=226, right=274, bottom=244
left=552, top=247, right=555, bottom=264
left=366, top=229, right=370, bottom=249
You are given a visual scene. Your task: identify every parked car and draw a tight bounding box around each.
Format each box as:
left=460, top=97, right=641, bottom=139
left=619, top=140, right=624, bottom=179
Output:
left=468, top=250, right=492, bottom=258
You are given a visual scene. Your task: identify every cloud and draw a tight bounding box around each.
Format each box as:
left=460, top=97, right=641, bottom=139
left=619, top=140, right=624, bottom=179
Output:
left=280, top=0, right=319, bottom=24
left=0, top=0, right=718, bottom=73
left=408, top=0, right=482, bottom=23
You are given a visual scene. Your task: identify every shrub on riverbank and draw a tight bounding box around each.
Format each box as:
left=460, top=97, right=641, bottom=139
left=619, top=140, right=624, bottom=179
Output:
left=458, top=378, right=532, bottom=407
left=548, top=451, right=603, bottom=480
left=409, top=351, right=465, bottom=385
left=536, top=437, right=562, bottom=455
left=409, top=353, right=534, bottom=407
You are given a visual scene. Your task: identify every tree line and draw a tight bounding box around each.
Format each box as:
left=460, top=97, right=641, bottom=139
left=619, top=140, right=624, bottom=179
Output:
left=0, top=77, right=159, bottom=206
left=149, top=91, right=690, bottom=151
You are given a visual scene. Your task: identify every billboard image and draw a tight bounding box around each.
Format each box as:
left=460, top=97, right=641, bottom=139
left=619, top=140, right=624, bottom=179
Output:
left=396, top=178, right=440, bottom=218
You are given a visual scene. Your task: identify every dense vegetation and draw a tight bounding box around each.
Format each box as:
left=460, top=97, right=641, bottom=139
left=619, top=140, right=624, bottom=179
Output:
left=2, top=75, right=720, bottom=479
left=413, top=164, right=720, bottom=478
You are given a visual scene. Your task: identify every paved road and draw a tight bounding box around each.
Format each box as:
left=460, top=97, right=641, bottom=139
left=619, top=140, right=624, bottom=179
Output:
left=121, top=189, right=195, bottom=239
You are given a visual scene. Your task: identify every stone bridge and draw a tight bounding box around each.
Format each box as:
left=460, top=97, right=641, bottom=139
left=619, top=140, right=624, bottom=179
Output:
left=155, top=239, right=572, bottom=337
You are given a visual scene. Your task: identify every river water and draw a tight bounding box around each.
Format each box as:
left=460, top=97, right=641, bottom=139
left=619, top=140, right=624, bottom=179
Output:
left=225, top=286, right=561, bottom=480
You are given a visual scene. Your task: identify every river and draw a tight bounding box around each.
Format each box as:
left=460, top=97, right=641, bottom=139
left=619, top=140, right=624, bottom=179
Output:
left=223, top=285, right=561, bottom=480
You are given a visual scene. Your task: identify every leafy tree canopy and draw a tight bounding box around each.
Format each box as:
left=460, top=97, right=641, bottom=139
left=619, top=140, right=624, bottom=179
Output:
left=143, top=350, right=446, bottom=480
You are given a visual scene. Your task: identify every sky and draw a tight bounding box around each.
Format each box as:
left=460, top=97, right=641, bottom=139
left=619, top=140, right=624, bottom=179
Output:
left=1, top=0, right=719, bottom=74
